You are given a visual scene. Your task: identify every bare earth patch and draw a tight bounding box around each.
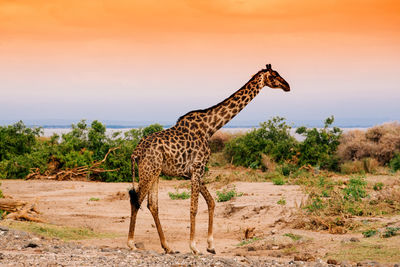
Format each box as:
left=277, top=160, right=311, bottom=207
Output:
left=1, top=178, right=399, bottom=265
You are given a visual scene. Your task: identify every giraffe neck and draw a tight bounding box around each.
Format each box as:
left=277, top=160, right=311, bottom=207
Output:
left=204, top=73, right=264, bottom=137
left=174, top=72, right=265, bottom=139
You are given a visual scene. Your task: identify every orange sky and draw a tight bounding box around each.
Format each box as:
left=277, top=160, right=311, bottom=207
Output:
left=1, top=0, right=399, bottom=126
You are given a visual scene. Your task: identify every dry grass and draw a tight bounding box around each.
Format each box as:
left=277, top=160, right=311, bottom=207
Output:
left=0, top=220, right=117, bottom=241
left=209, top=130, right=244, bottom=153
left=325, top=237, right=400, bottom=263
left=261, top=154, right=276, bottom=172
left=338, top=122, right=400, bottom=164
left=340, top=158, right=380, bottom=174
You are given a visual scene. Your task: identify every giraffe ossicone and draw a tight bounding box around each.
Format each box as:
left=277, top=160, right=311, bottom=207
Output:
left=127, top=64, right=290, bottom=254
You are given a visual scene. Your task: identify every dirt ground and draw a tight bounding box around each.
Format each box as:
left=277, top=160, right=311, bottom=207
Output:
left=1, top=178, right=399, bottom=265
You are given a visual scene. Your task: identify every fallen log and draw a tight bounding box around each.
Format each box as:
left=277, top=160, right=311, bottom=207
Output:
left=0, top=198, right=44, bottom=223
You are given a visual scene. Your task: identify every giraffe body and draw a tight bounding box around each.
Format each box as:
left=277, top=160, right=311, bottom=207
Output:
left=127, top=64, right=290, bottom=254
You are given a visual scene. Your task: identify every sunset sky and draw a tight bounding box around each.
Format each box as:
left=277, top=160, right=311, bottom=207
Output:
left=1, top=0, right=399, bottom=127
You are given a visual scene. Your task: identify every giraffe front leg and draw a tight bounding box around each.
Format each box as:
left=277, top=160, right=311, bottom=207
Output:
left=189, top=176, right=200, bottom=255
left=200, top=183, right=216, bottom=254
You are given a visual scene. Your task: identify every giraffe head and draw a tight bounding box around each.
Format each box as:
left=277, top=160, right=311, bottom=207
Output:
left=262, top=64, right=290, bottom=92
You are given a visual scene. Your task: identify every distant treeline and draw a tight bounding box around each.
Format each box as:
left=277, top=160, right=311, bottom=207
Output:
left=0, top=117, right=399, bottom=181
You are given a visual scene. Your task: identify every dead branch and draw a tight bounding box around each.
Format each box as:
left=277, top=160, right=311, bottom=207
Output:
left=26, top=147, right=120, bottom=181
left=0, top=198, right=44, bottom=222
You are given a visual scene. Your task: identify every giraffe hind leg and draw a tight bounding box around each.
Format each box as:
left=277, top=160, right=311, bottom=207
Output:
left=127, top=157, right=161, bottom=250
left=147, top=178, right=176, bottom=254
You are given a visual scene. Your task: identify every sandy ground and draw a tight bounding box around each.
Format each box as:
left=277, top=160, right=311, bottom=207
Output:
left=1, top=179, right=305, bottom=255
left=1, top=178, right=399, bottom=265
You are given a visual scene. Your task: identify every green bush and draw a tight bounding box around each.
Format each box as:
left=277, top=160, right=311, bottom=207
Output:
left=389, top=154, right=400, bottom=172
left=272, top=176, right=286, bottom=185
left=224, top=117, right=297, bottom=168
left=0, top=182, right=4, bottom=219
left=216, top=187, right=242, bottom=202
left=0, top=120, right=163, bottom=182
left=168, top=191, right=190, bottom=200
left=362, top=229, right=378, bottom=238
left=342, top=176, right=367, bottom=202
left=373, top=182, right=384, bottom=191
left=142, top=123, right=163, bottom=137
left=383, top=227, right=400, bottom=238
left=295, top=116, right=342, bottom=171
left=277, top=198, right=286, bottom=205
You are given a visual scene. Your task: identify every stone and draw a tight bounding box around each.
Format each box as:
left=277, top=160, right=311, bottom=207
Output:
left=327, top=259, right=338, bottom=265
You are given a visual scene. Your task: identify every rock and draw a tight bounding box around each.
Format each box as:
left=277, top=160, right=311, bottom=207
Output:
left=350, top=237, right=360, bottom=242
left=340, top=261, right=352, bottom=267
left=247, top=246, right=255, bottom=251
left=135, top=242, right=145, bottom=249
left=327, top=259, right=338, bottom=265
left=0, top=226, right=9, bottom=232
left=25, top=243, right=39, bottom=248
left=271, top=229, right=277, bottom=235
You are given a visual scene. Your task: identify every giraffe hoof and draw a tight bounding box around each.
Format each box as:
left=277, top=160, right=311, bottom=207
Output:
left=165, top=250, right=180, bottom=254
left=207, top=248, right=216, bottom=254
left=127, top=239, right=137, bottom=250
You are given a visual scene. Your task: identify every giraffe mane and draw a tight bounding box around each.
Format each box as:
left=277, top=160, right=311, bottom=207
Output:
left=175, top=69, right=266, bottom=124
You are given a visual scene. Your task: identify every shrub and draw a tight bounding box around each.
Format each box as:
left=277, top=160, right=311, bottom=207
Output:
left=362, top=229, right=378, bottom=238
left=142, top=123, right=163, bottom=137
left=390, top=153, right=400, bottom=172
left=277, top=198, right=286, bottom=205
left=296, top=116, right=342, bottom=170
left=373, top=182, right=384, bottom=191
left=224, top=117, right=297, bottom=168
left=343, top=176, right=367, bottom=202
left=216, top=186, right=242, bottom=202
left=168, top=191, right=190, bottom=200
left=0, top=120, right=163, bottom=181
left=340, top=161, right=365, bottom=174
left=272, top=176, right=286, bottom=185
left=337, top=122, right=400, bottom=164
left=382, top=227, right=400, bottom=238
left=283, top=233, right=302, bottom=240
left=208, top=131, right=236, bottom=153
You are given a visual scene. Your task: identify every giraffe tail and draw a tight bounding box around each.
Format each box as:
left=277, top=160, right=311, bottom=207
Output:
left=129, top=188, right=140, bottom=210
left=129, top=155, right=140, bottom=210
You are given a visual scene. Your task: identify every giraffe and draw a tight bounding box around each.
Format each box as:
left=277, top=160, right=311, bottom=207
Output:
left=127, top=64, right=290, bottom=254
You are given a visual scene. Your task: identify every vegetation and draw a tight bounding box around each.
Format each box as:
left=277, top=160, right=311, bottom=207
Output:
left=283, top=233, right=302, bottom=241
left=277, top=198, right=286, bottom=205
left=0, top=120, right=163, bottom=182
left=216, top=186, right=242, bottom=202
left=295, top=116, right=342, bottom=171
left=362, top=229, right=378, bottom=238
left=337, top=122, right=400, bottom=164
left=383, top=227, right=400, bottom=238
left=236, top=237, right=260, bottom=246
left=224, top=116, right=342, bottom=172
left=89, top=197, right=100, bottom=201
left=224, top=117, right=297, bottom=169
left=390, top=153, right=400, bottom=172
left=168, top=190, right=190, bottom=200
left=0, top=182, right=4, bottom=219
left=0, top=220, right=116, bottom=241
